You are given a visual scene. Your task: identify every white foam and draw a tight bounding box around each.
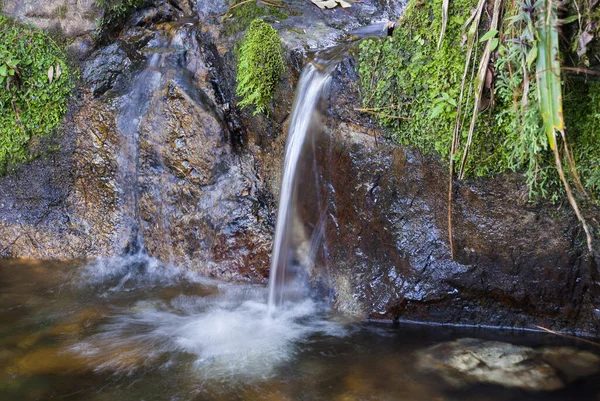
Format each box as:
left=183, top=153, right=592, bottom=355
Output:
left=71, top=283, right=346, bottom=382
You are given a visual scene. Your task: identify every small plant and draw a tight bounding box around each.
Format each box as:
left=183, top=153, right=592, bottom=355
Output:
left=0, top=14, right=74, bottom=173
left=95, top=0, right=145, bottom=34
left=236, top=19, right=285, bottom=115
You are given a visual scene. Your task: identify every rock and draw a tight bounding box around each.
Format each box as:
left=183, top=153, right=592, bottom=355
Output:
left=1, top=0, right=102, bottom=58
left=416, top=338, right=600, bottom=391
left=82, top=44, right=133, bottom=97
left=137, top=76, right=273, bottom=281
left=541, top=347, right=600, bottom=383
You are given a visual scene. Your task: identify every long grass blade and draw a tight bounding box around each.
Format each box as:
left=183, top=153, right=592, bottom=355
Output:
left=448, top=0, right=487, bottom=258
left=458, top=0, right=503, bottom=179
left=537, top=0, right=593, bottom=253
left=536, top=0, right=561, bottom=151
left=438, top=0, right=450, bottom=49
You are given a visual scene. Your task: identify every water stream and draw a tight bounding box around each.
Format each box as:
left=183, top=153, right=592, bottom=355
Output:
left=267, top=62, right=332, bottom=314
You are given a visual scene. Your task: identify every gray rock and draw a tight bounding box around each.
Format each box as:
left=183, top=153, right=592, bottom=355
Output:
left=1, top=0, right=102, bottom=57
left=416, top=338, right=600, bottom=391
left=82, top=44, right=132, bottom=98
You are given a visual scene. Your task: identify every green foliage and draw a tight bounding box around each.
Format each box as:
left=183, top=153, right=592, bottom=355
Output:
left=224, top=0, right=290, bottom=36
left=357, top=0, right=600, bottom=202
left=493, top=0, right=554, bottom=199
left=0, top=14, right=74, bottom=173
left=357, top=0, right=512, bottom=178
left=236, top=19, right=285, bottom=115
left=95, top=0, right=145, bottom=34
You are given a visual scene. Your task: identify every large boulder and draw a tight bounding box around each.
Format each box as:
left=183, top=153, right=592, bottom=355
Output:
left=415, top=338, right=600, bottom=391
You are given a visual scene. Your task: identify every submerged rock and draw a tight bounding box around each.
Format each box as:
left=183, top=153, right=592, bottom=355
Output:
left=415, top=338, right=600, bottom=391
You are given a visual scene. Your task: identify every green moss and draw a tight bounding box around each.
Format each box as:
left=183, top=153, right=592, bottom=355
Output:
left=565, top=81, right=600, bottom=198
left=236, top=19, right=285, bottom=115
left=357, top=0, right=511, bottom=177
left=357, top=0, right=600, bottom=202
left=224, top=0, right=289, bottom=36
left=0, top=14, right=75, bottom=173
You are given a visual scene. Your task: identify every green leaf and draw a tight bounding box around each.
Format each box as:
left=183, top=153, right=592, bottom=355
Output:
left=526, top=45, right=537, bottom=68
left=489, top=38, right=499, bottom=52
left=479, top=29, right=498, bottom=42
left=0, top=64, right=6, bottom=77
left=563, top=15, right=578, bottom=24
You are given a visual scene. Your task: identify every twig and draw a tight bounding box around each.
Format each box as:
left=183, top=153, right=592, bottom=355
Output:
left=561, top=130, right=587, bottom=197
left=353, top=103, right=411, bottom=112
left=536, top=325, right=600, bottom=348
left=552, top=131, right=593, bottom=253
left=220, top=0, right=256, bottom=17
left=458, top=0, right=503, bottom=179
left=261, top=0, right=286, bottom=8
left=561, top=66, right=600, bottom=76
left=448, top=0, right=486, bottom=258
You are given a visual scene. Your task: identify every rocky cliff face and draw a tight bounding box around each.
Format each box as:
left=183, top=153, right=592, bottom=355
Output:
left=0, top=0, right=598, bottom=334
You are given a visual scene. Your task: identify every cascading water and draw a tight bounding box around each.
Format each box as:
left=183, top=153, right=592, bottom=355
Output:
left=76, top=19, right=392, bottom=384
left=266, top=43, right=363, bottom=314
left=267, top=63, right=333, bottom=314
left=117, top=52, right=163, bottom=254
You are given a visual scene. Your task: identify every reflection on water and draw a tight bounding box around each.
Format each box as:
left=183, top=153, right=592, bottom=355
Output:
left=1, top=259, right=600, bottom=401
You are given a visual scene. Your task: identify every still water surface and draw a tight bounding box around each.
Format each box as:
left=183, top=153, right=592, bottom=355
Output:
left=1, top=259, right=599, bottom=401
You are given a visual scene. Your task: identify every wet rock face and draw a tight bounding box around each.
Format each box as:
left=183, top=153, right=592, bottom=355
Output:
left=415, top=338, right=600, bottom=391
left=0, top=2, right=276, bottom=281
left=316, top=103, right=600, bottom=333
left=83, top=44, right=133, bottom=97
left=0, top=98, right=126, bottom=259
left=137, top=78, right=273, bottom=281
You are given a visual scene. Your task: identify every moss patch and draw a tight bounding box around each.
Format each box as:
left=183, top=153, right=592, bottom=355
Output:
left=236, top=19, right=285, bottom=115
left=0, top=14, right=75, bottom=173
left=564, top=81, right=600, bottom=198
left=357, top=0, right=600, bottom=202
left=357, top=0, right=511, bottom=177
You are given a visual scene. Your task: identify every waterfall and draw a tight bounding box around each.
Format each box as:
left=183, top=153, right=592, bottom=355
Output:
left=267, top=62, right=333, bottom=315
left=265, top=29, right=390, bottom=314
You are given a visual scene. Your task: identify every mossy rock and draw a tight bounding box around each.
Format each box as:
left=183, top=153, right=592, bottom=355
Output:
left=236, top=19, right=285, bottom=115
left=224, top=0, right=290, bottom=36
left=357, top=0, right=600, bottom=202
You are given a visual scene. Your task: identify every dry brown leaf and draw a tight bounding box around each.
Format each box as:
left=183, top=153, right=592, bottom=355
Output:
left=311, top=0, right=351, bottom=9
